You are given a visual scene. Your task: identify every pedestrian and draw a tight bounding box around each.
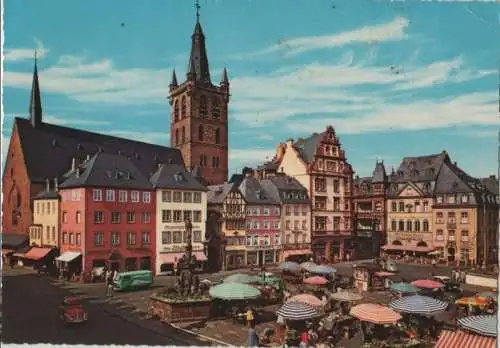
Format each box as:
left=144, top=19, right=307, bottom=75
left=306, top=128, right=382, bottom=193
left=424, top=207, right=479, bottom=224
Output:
left=246, top=307, right=255, bottom=328
left=460, top=270, right=466, bottom=284
left=247, top=327, right=259, bottom=347
left=106, top=269, right=114, bottom=297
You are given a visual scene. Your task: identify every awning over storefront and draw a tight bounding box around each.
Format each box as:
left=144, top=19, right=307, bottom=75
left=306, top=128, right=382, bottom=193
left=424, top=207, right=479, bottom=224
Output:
left=159, top=251, right=207, bottom=264
left=283, top=249, right=313, bottom=258
left=435, top=330, right=496, bottom=348
left=23, top=247, right=53, bottom=261
left=381, top=244, right=433, bottom=253
left=193, top=251, right=207, bottom=261
left=56, top=251, right=82, bottom=263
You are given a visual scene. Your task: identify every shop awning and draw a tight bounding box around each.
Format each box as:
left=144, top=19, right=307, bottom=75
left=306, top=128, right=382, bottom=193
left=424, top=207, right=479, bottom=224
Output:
left=2, top=249, right=15, bottom=255
left=193, top=251, right=207, bottom=261
left=283, top=249, right=312, bottom=258
left=382, top=244, right=434, bottom=252
left=159, top=252, right=207, bottom=264
left=23, top=247, right=53, bottom=261
left=435, top=330, right=496, bottom=348
left=56, top=251, right=82, bottom=262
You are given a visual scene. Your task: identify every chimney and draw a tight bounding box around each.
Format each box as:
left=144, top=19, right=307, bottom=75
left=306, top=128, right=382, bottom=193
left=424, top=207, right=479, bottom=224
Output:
left=453, top=161, right=457, bottom=166
left=490, top=175, right=496, bottom=180
left=46, top=178, right=50, bottom=192
left=54, top=177, right=59, bottom=190
left=76, top=168, right=80, bottom=178
left=71, top=158, right=76, bottom=171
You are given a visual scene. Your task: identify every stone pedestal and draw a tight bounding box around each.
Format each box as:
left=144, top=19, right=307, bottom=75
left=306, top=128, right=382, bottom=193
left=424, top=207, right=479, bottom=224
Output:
left=149, top=295, right=212, bottom=323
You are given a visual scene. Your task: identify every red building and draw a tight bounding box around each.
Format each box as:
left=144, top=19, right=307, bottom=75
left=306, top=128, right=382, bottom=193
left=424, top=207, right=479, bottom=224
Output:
left=239, top=175, right=281, bottom=265
left=58, top=152, right=156, bottom=277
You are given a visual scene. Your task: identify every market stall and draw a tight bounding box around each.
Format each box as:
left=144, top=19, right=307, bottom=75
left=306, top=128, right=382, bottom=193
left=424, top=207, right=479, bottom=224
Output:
left=353, top=263, right=381, bottom=292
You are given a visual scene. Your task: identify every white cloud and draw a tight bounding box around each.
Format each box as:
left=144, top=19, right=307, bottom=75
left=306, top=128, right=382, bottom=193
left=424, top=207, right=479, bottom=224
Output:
left=233, top=17, right=410, bottom=58
left=106, top=130, right=170, bottom=145
left=44, top=115, right=112, bottom=126
left=4, top=39, right=48, bottom=61
left=229, top=148, right=276, bottom=170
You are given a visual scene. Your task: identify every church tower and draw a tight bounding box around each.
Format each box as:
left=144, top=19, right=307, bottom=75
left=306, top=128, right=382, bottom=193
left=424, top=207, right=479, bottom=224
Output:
left=169, top=3, right=229, bottom=186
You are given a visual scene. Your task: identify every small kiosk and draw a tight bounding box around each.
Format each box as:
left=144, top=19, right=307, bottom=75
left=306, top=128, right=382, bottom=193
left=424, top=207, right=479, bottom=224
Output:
left=353, top=263, right=381, bottom=292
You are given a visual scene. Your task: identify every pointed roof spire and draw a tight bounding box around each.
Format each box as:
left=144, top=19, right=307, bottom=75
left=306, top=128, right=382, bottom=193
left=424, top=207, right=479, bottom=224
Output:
left=187, top=0, right=211, bottom=84
left=221, top=67, right=229, bottom=85
left=29, top=51, right=43, bottom=128
left=187, top=58, right=196, bottom=80
left=170, top=69, right=178, bottom=87
left=195, top=0, right=201, bottom=24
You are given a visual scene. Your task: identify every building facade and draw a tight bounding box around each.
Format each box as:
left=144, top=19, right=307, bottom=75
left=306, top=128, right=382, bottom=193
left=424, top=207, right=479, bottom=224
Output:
left=169, top=17, right=229, bottom=186
left=58, top=153, right=156, bottom=276
left=352, top=161, right=388, bottom=260
left=239, top=176, right=281, bottom=265
left=151, top=164, right=208, bottom=274
left=260, top=175, right=311, bottom=262
left=29, top=179, right=61, bottom=248
left=274, top=126, right=354, bottom=262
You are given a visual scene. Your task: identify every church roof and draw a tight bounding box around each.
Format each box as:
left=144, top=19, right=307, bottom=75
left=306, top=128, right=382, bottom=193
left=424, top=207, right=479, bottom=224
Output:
left=187, top=21, right=211, bottom=84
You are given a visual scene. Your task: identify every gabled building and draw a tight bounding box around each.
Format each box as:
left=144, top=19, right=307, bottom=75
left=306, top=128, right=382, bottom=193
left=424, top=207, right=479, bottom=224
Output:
left=239, top=175, right=281, bottom=266
left=260, top=174, right=311, bottom=263
left=150, top=164, right=207, bottom=274
left=29, top=178, right=61, bottom=248
left=58, top=153, right=156, bottom=277
left=353, top=161, right=389, bottom=260
left=272, top=126, right=355, bottom=262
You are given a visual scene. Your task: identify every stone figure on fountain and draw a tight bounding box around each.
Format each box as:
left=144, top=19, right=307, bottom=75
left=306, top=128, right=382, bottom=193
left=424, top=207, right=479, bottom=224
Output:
left=175, top=218, right=199, bottom=297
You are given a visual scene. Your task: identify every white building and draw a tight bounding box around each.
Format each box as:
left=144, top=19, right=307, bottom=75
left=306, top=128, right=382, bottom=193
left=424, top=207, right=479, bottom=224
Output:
left=150, top=164, right=208, bottom=274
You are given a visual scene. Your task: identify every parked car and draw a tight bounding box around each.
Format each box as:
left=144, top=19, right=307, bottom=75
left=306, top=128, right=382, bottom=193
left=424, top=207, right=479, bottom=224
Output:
left=432, top=276, right=462, bottom=293
left=59, top=296, right=88, bottom=325
left=114, top=270, right=154, bottom=291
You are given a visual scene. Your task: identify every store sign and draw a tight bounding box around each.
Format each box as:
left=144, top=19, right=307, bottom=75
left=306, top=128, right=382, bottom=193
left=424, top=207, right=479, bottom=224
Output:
left=246, top=245, right=275, bottom=251
left=357, top=230, right=373, bottom=238
left=161, top=244, right=203, bottom=252
left=163, top=224, right=202, bottom=230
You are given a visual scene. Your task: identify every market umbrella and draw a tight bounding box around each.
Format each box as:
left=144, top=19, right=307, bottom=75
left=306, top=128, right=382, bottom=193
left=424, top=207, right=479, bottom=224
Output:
left=288, top=294, right=323, bottom=307
left=411, top=279, right=445, bottom=289
left=300, top=261, right=317, bottom=271
left=278, top=261, right=300, bottom=271
left=304, top=276, right=328, bottom=285
left=276, top=301, right=321, bottom=320
left=310, top=265, right=337, bottom=275
left=390, top=282, right=420, bottom=294
left=209, top=283, right=262, bottom=300
left=455, top=296, right=491, bottom=307
left=389, top=295, right=448, bottom=316
left=330, top=290, right=363, bottom=302
left=350, top=304, right=402, bottom=325
left=477, top=291, right=497, bottom=301
left=457, top=315, right=497, bottom=337
left=223, top=273, right=258, bottom=284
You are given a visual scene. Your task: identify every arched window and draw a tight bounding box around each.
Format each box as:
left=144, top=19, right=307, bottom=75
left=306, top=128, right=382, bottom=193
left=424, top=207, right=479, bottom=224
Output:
left=174, top=100, right=179, bottom=122
left=212, top=99, right=220, bottom=119
left=398, top=220, right=404, bottom=231
left=181, top=96, right=187, bottom=119
left=215, top=128, right=220, bottom=144
left=198, top=125, right=204, bottom=141
left=415, top=220, right=421, bottom=232
left=175, top=129, right=179, bottom=145
left=199, top=95, right=207, bottom=118
left=406, top=220, right=412, bottom=232
left=423, top=219, right=429, bottom=232
left=181, top=127, right=185, bottom=143
left=398, top=202, right=404, bottom=212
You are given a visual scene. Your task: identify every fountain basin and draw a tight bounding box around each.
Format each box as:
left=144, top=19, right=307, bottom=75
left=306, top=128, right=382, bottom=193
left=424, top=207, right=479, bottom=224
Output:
left=149, top=294, right=212, bottom=323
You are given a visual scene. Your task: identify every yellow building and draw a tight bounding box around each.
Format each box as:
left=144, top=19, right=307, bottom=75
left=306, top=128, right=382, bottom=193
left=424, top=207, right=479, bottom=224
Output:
left=29, top=180, right=60, bottom=248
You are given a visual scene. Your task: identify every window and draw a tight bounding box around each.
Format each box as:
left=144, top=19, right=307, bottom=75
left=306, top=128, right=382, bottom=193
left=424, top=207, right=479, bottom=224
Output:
left=181, top=126, right=185, bottom=143
left=406, top=220, right=412, bottom=232
left=174, top=100, right=179, bottom=122
left=127, top=211, right=136, bottom=223
left=263, top=220, right=270, bottom=229
left=106, top=189, right=115, bottom=202
left=423, top=220, right=429, bottom=232
left=436, top=229, right=444, bottom=241
left=193, top=230, right=202, bottom=242
left=461, top=194, right=468, bottom=203
left=62, top=232, right=68, bottom=244
left=333, top=198, right=340, bottom=212
left=36, top=202, right=40, bottom=214
left=71, top=190, right=80, bottom=201
left=183, top=210, right=192, bottom=222
left=198, top=125, right=204, bottom=141
left=449, top=230, right=456, bottom=241
left=215, top=128, right=220, bottom=144
left=252, top=236, right=258, bottom=246
left=333, top=217, right=340, bottom=231
left=131, top=191, right=140, bottom=202
left=141, top=232, right=151, bottom=245
left=193, top=210, right=202, bottom=222
left=125, top=258, right=137, bottom=272
left=62, top=211, right=68, bottom=223
left=173, top=231, right=182, bottom=243
left=302, top=220, right=307, bottom=230
left=285, top=207, right=291, bottom=216
left=212, top=99, right=220, bottom=119
left=118, top=190, right=127, bottom=202
left=423, top=201, right=429, bottom=212
left=173, top=210, right=182, bottom=222
left=111, top=212, right=121, bottom=224
left=263, top=208, right=270, bottom=216
left=127, top=231, right=136, bottom=245
left=51, top=201, right=56, bottom=212
left=142, top=192, right=151, bottom=203
left=175, top=129, right=179, bottom=145
left=460, top=248, right=470, bottom=262
left=181, top=96, right=186, bottom=118
left=162, top=231, right=172, bottom=244
left=193, top=192, right=202, bottom=203
left=76, top=233, right=81, bottom=245
left=437, top=196, right=443, bottom=204
left=398, top=220, right=404, bottom=231
left=51, top=226, right=56, bottom=241
left=285, top=221, right=291, bottom=230
left=391, top=220, right=397, bottom=231
left=294, top=221, right=299, bottom=230
left=212, top=156, right=220, bottom=168
left=460, top=230, right=469, bottom=242
left=142, top=212, right=152, bottom=224
left=315, top=217, right=326, bottom=231
left=162, top=210, right=172, bottom=223
left=173, top=192, right=182, bottom=202
left=398, top=202, right=404, bottom=212
left=293, top=206, right=299, bottom=215
left=94, top=232, right=104, bottom=246
left=162, top=191, right=171, bottom=202
left=415, top=220, right=421, bottom=232
left=333, top=180, right=340, bottom=193
left=263, top=235, right=271, bottom=246
left=460, top=212, right=469, bottom=224
left=92, top=189, right=102, bottom=201
left=46, top=226, right=50, bottom=241
left=183, top=192, right=192, bottom=203
left=199, top=95, right=208, bottom=117
left=94, top=211, right=104, bottom=224
left=447, top=195, right=456, bottom=204
left=302, top=206, right=307, bottom=215
left=69, top=233, right=74, bottom=244
left=314, top=178, right=326, bottom=192
left=111, top=231, right=120, bottom=246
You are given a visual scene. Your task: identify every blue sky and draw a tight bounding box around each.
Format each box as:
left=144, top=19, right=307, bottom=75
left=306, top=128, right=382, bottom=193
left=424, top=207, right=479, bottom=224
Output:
left=2, top=0, right=499, bottom=178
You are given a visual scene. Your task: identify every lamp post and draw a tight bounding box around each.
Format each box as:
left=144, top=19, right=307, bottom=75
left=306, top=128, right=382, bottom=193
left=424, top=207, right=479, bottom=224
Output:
left=185, top=218, right=193, bottom=264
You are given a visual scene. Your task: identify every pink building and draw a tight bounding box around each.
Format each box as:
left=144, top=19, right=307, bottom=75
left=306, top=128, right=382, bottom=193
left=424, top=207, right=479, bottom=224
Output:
left=58, top=152, right=156, bottom=278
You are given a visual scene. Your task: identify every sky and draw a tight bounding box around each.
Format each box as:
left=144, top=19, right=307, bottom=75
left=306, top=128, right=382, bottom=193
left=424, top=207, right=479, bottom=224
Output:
left=2, top=0, right=500, bottom=179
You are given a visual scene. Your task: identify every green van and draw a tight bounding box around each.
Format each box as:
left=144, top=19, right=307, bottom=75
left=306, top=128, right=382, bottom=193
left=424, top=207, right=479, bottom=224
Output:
left=113, top=270, right=154, bottom=291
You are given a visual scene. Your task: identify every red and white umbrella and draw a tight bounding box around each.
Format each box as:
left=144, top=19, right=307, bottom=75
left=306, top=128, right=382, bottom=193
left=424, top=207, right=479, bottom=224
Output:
left=350, top=303, right=402, bottom=325
left=288, top=294, right=323, bottom=307
left=303, top=276, right=328, bottom=286
left=411, top=279, right=445, bottom=289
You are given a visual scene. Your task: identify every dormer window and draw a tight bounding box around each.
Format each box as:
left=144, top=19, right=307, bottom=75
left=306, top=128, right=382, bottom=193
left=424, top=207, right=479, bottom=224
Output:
left=174, top=172, right=185, bottom=182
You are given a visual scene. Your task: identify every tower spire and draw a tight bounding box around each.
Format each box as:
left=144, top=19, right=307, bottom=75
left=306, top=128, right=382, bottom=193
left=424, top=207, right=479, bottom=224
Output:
left=170, top=69, right=178, bottom=88
left=29, top=50, right=42, bottom=128
left=187, top=0, right=211, bottom=84
left=195, top=0, right=200, bottom=24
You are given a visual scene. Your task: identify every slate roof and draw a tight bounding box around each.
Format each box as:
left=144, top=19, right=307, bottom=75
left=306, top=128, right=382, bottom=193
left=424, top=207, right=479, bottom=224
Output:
left=238, top=176, right=279, bottom=205
left=1, top=233, right=29, bottom=249
left=14, top=117, right=184, bottom=183
left=480, top=176, right=499, bottom=196
left=372, top=161, right=388, bottom=183
left=150, top=163, right=207, bottom=191
left=187, top=22, right=212, bottom=85
left=390, top=151, right=449, bottom=183
left=260, top=175, right=309, bottom=204
left=59, top=153, right=153, bottom=190
left=207, top=183, right=235, bottom=204
left=34, top=190, right=60, bottom=200
left=293, top=133, right=323, bottom=163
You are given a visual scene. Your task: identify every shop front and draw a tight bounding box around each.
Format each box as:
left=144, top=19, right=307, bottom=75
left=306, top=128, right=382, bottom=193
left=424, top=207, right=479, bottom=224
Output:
left=56, top=250, right=82, bottom=281
left=157, top=244, right=207, bottom=275
left=311, top=237, right=349, bottom=263
left=225, top=248, right=246, bottom=270
left=282, top=243, right=312, bottom=263
left=245, top=246, right=278, bottom=266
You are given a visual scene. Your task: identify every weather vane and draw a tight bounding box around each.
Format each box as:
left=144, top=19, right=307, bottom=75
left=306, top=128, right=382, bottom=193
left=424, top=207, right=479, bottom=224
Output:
left=195, top=0, right=200, bottom=23
left=34, top=50, right=38, bottom=63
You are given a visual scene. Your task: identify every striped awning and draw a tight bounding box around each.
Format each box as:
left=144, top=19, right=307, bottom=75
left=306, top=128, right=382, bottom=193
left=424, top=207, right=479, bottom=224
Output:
left=457, top=315, right=497, bottom=337
left=276, top=301, right=321, bottom=320
left=435, top=330, right=496, bottom=348
left=24, top=247, right=53, bottom=261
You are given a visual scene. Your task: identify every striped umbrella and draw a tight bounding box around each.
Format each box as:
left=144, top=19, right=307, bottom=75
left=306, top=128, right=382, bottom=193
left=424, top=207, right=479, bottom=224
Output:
left=278, top=261, right=300, bottom=271
left=300, top=261, right=317, bottom=271
left=330, top=290, right=363, bottom=302
left=223, top=273, right=258, bottom=284
left=311, top=265, right=337, bottom=274
left=304, top=276, right=328, bottom=285
left=350, top=304, right=402, bottom=325
left=411, top=279, right=445, bottom=289
left=276, top=301, right=321, bottom=320
left=457, top=315, right=497, bottom=337
left=209, top=283, right=262, bottom=300
left=288, top=294, right=323, bottom=307
left=435, top=330, right=497, bottom=348
left=390, top=282, right=420, bottom=294
left=389, top=295, right=448, bottom=315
